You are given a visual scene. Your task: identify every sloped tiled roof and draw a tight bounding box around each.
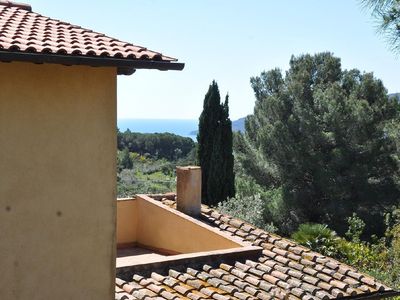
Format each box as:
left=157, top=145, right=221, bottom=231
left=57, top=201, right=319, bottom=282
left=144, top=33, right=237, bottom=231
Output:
left=115, top=196, right=398, bottom=300
left=0, top=1, right=183, bottom=74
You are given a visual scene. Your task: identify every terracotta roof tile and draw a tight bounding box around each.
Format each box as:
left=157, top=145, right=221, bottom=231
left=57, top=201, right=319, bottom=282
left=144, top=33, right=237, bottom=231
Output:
left=115, top=196, right=399, bottom=300
left=0, top=2, right=182, bottom=73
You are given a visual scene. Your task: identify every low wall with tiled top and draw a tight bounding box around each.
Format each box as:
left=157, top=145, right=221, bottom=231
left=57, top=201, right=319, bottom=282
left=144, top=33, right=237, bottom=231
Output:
left=136, top=195, right=241, bottom=253
left=116, top=195, right=244, bottom=254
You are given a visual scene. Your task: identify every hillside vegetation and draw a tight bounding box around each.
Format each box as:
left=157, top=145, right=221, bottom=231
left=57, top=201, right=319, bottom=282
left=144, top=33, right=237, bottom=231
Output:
left=116, top=129, right=196, bottom=197
left=117, top=53, right=400, bottom=290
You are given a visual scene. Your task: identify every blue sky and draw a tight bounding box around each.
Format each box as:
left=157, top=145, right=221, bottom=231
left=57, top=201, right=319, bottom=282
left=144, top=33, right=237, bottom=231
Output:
left=29, top=1, right=399, bottom=120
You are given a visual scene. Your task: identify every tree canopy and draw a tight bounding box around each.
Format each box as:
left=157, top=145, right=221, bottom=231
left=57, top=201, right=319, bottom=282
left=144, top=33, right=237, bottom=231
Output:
left=117, top=130, right=195, bottom=161
left=235, top=52, right=400, bottom=235
left=197, top=81, right=235, bottom=206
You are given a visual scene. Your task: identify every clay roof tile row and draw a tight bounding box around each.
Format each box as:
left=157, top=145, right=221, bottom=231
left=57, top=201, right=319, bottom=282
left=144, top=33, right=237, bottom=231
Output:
left=0, top=3, right=177, bottom=64
left=115, top=196, right=398, bottom=300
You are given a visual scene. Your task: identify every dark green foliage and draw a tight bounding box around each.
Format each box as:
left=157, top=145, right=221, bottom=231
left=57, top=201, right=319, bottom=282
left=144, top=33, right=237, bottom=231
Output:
left=218, top=175, right=279, bottom=232
left=116, top=130, right=197, bottom=198
left=117, top=129, right=195, bottom=161
left=361, top=0, right=400, bottom=52
left=197, top=81, right=235, bottom=206
left=388, top=223, right=400, bottom=287
left=119, top=148, right=133, bottom=170
left=291, top=223, right=339, bottom=257
left=345, top=213, right=366, bottom=243
left=236, top=52, right=400, bottom=236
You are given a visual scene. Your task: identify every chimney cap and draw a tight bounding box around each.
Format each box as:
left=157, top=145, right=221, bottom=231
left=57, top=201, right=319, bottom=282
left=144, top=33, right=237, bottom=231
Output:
left=177, top=166, right=201, bottom=171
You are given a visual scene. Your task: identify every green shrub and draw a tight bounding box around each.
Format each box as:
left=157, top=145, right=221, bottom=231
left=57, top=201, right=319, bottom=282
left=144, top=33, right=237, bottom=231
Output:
left=380, top=212, right=400, bottom=288
left=388, top=224, right=400, bottom=287
left=291, top=223, right=339, bottom=257
left=218, top=193, right=277, bottom=232
left=335, top=239, right=386, bottom=270
left=218, top=176, right=287, bottom=233
left=345, top=213, right=366, bottom=243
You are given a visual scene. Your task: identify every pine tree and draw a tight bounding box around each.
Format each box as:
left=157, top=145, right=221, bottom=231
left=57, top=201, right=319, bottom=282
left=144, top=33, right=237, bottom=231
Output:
left=235, top=52, right=400, bottom=236
left=197, top=81, right=235, bottom=206
left=361, top=0, right=400, bottom=53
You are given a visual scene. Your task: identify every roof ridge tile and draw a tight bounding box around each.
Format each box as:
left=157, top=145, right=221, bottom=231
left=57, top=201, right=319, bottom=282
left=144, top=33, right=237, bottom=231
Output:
left=0, top=1, right=31, bottom=12
left=0, top=4, right=179, bottom=67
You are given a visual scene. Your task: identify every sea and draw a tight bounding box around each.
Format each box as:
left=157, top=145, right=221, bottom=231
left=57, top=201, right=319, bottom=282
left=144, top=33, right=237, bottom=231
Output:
left=117, top=119, right=198, bottom=140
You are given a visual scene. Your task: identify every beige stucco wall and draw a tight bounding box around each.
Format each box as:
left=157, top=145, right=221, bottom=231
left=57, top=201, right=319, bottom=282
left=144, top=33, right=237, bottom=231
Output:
left=135, top=196, right=240, bottom=253
left=0, top=62, right=117, bottom=300
left=117, top=199, right=138, bottom=245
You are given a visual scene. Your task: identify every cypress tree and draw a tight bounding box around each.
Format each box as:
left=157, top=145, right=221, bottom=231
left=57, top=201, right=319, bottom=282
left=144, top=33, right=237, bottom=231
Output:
left=197, top=81, right=235, bottom=206
left=221, top=95, right=235, bottom=199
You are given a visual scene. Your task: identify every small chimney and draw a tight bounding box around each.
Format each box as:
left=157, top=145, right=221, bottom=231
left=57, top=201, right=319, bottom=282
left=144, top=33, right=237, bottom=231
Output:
left=176, top=166, right=201, bottom=217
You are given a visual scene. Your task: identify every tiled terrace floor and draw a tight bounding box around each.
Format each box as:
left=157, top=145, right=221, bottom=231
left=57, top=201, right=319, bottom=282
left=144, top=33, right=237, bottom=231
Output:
left=117, top=246, right=168, bottom=265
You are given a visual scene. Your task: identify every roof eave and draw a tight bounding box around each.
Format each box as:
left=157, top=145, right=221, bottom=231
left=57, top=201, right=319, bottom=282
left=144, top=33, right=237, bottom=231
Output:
left=341, top=290, right=400, bottom=300
left=0, top=51, right=185, bottom=75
